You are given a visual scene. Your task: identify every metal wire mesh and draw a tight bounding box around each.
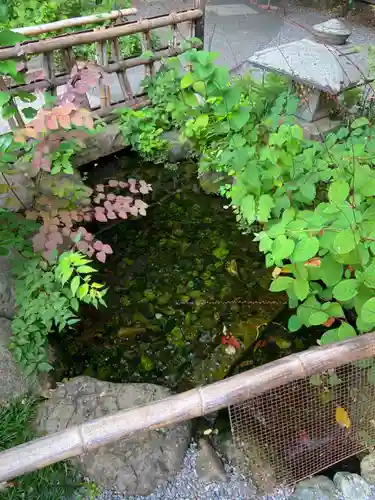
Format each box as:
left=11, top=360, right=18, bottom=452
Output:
left=229, top=358, right=375, bottom=490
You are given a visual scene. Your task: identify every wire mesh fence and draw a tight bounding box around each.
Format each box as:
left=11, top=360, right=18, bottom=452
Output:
left=229, top=357, right=375, bottom=490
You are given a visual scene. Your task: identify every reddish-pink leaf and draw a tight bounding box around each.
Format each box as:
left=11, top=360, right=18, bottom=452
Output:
left=76, top=214, right=83, bottom=222
left=106, top=210, right=116, bottom=219
left=134, top=199, right=148, bottom=216
left=108, top=179, right=119, bottom=187
left=104, top=200, right=113, bottom=211
left=77, top=241, right=89, bottom=253
left=102, top=244, right=113, bottom=254
left=107, top=193, right=116, bottom=201
left=58, top=114, right=71, bottom=129
left=48, top=224, right=59, bottom=233
left=84, top=231, right=94, bottom=241
left=62, top=227, right=71, bottom=237
left=128, top=178, right=138, bottom=194
left=45, top=239, right=58, bottom=250
left=93, top=240, right=104, bottom=251
left=96, top=184, right=105, bottom=192
left=83, top=213, right=93, bottom=222
left=95, top=211, right=108, bottom=222
left=117, top=210, right=128, bottom=219
left=86, top=245, right=95, bottom=257
left=32, top=232, right=46, bottom=252
left=77, top=227, right=87, bottom=236
left=139, top=180, right=152, bottom=194
left=46, top=114, right=59, bottom=130
left=96, top=251, right=106, bottom=263
left=71, top=112, right=83, bottom=127
left=48, top=232, right=64, bottom=245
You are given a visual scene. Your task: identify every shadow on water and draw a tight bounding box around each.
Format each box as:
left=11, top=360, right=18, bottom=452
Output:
left=52, top=150, right=323, bottom=391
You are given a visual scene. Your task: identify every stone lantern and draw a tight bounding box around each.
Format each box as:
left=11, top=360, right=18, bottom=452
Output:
left=246, top=19, right=370, bottom=138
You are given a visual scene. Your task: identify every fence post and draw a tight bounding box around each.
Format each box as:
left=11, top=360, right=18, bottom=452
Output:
left=194, top=0, right=206, bottom=48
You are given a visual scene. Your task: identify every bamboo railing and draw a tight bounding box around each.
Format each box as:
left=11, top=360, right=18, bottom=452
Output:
left=0, top=333, right=375, bottom=482
left=0, top=1, right=206, bottom=129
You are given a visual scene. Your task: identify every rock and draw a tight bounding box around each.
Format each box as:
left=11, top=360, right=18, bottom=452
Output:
left=290, top=476, right=341, bottom=500
left=195, top=438, right=227, bottom=483
left=0, top=255, right=15, bottom=319
left=361, top=451, right=375, bottom=485
left=312, top=19, right=351, bottom=46
left=0, top=171, right=35, bottom=211
left=36, top=376, right=192, bottom=496
left=212, top=431, right=242, bottom=466
left=334, top=471, right=372, bottom=499
left=162, top=130, right=192, bottom=163
left=0, top=318, right=41, bottom=403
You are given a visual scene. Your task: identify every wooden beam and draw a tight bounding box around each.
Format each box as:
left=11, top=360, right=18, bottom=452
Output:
left=0, top=332, right=375, bottom=482
left=13, top=9, right=138, bottom=36
left=0, top=10, right=203, bottom=60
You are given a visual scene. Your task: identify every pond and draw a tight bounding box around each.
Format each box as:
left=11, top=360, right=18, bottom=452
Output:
left=52, top=151, right=321, bottom=391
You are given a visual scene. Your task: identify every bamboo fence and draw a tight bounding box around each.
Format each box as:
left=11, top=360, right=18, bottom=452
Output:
left=0, top=1, right=206, bottom=128
left=0, top=333, right=375, bottom=482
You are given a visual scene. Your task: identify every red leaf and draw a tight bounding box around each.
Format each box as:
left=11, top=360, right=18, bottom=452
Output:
left=95, top=211, right=108, bottom=222
left=32, top=232, right=46, bottom=252
left=77, top=241, right=89, bottom=253
left=323, top=317, right=335, bottom=327
left=83, top=213, right=93, bottom=222
left=87, top=245, right=95, bottom=257
left=106, top=210, right=116, bottom=220
left=117, top=210, right=128, bottom=219
left=102, top=244, right=113, bottom=254
left=104, top=200, right=113, bottom=211
left=96, top=251, right=106, bottom=263
left=93, top=240, right=103, bottom=251
left=107, top=193, right=116, bottom=201
left=128, top=178, right=138, bottom=194
left=139, top=180, right=152, bottom=194
left=221, top=335, right=241, bottom=350
left=46, top=114, right=59, bottom=130
left=84, top=232, right=94, bottom=241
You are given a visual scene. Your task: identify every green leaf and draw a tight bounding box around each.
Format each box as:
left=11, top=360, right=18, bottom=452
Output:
left=309, top=311, right=329, bottom=325
left=269, top=276, right=293, bottom=292
left=257, top=194, right=274, bottom=222
left=77, top=265, right=96, bottom=274
left=321, top=301, right=344, bottom=318
left=337, top=322, right=357, bottom=340
left=288, top=314, right=301, bottom=332
left=70, top=275, right=80, bottom=296
left=320, top=255, right=343, bottom=287
left=180, top=72, right=194, bottom=89
left=320, top=328, right=339, bottom=345
left=351, top=116, right=370, bottom=129
left=333, top=279, right=358, bottom=301
left=293, top=277, right=309, bottom=301
left=230, top=109, right=250, bottom=131
left=77, top=283, right=89, bottom=299
left=361, top=297, right=375, bottom=325
left=309, top=374, right=322, bottom=386
left=241, top=194, right=256, bottom=224
left=38, top=362, right=53, bottom=372
left=272, top=235, right=295, bottom=262
left=0, top=29, right=28, bottom=46
left=22, top=107, right=37, bottom=119
left=0, top=91, right=10, bottom=107
left=328, top=179, right=350, bottom=204
left=291, top=237, right=319, bottom=263
left=333, top=230, right=357, bottom=254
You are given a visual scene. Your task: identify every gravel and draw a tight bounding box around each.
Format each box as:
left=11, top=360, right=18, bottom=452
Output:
left=94, top=443, right=294, bottom=500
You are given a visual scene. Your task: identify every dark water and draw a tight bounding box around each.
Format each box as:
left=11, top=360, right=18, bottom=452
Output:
left=52, top=151, right=320, bottom=390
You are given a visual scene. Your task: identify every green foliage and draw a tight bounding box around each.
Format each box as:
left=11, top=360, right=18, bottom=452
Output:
left=116, top=107, right=169, bottom=163
left=123, top=46, right=375, bottom=346
left=0, top=397, right=98, bottom=499
left=9, top=250, right=106, bottom=377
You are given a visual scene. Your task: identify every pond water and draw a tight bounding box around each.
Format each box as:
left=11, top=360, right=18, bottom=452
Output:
left=53, top=151, right=321, bottom=391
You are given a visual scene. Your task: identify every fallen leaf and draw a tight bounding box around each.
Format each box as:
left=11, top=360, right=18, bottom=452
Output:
left=336, top=406, right=351, bottom=429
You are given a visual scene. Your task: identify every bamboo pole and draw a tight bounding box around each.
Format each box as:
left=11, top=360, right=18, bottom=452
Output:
left=0, top=332, right=375, bottom=482
left=13, top=9, right=138, bottom=36
left=0, top=10, right=203, bottom=60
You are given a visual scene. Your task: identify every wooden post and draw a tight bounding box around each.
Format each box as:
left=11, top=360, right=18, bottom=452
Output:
left=193, top=0, right=206, bottom=48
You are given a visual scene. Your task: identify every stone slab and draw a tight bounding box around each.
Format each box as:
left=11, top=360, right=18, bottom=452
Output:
left=206, top=4, right=259, bottom=16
